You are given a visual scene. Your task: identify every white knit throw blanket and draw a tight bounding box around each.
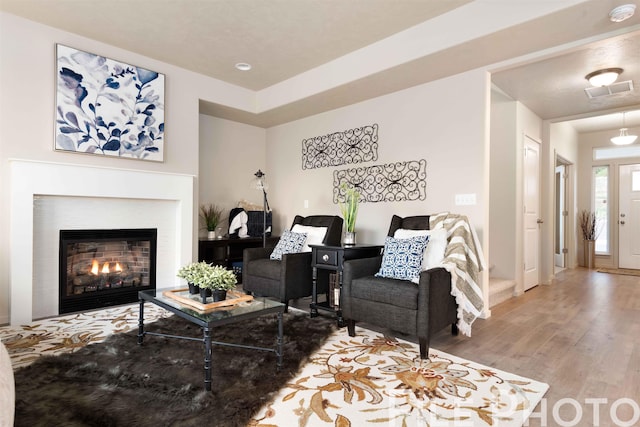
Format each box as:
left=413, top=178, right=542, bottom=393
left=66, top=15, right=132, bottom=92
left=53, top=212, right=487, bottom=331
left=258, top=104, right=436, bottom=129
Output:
left=430, top=212, right=486, bottom=336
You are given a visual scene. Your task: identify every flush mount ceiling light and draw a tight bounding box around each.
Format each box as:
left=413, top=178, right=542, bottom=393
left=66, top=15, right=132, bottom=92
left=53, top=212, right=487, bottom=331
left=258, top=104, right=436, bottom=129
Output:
left=585, top=68, right=623, bottom=87
left=611, top=112, right=638, bottom=145
left=235, top=62, right=252, bottom=71
left=609, top=4, right=636, bottom=22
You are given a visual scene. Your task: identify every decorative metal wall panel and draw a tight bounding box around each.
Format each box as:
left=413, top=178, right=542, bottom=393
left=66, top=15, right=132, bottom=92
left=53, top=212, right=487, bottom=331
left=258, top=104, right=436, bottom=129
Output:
left=302, top=123, right=378, bottom=169
left=333, top=159, right=427, bottom=203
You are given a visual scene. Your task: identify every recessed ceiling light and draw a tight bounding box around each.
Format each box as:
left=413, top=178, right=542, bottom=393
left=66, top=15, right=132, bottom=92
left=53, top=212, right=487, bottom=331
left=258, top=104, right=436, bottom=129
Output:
left=585, top=68, right=623, bottom=87
left=609, top=4, right=636, bottom=22
left=235, top=63, right=252, bottom=71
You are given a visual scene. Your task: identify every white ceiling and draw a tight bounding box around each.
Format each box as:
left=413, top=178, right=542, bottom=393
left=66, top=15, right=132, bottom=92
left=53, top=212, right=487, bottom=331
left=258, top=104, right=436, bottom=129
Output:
left=1, top=0, right=639, bottom=131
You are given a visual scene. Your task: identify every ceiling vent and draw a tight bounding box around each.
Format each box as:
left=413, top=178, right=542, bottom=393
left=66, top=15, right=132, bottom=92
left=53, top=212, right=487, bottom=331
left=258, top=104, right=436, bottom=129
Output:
left=584, top=80, right=634, bottom=99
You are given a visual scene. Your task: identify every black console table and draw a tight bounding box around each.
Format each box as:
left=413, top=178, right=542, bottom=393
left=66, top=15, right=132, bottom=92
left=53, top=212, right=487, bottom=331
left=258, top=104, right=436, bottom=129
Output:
left=198, top=236, right=279, bottom=282
left=309, top=244, right=383, bottom=326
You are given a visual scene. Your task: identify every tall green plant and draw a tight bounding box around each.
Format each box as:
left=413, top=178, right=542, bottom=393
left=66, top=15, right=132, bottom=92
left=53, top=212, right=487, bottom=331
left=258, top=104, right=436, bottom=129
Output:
left=339, top=183, right=360, bottom=233
left=200, top=204, right=223, bottom=231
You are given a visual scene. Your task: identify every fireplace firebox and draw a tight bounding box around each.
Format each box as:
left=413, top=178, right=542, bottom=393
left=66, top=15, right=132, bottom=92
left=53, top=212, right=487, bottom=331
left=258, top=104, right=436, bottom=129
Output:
left=59, top=229, right=157, bottom=314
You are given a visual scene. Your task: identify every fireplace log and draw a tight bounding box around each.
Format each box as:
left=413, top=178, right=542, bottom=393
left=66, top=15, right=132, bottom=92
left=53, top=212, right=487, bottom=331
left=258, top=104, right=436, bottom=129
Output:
left=72, top=274, right=101, bottom=287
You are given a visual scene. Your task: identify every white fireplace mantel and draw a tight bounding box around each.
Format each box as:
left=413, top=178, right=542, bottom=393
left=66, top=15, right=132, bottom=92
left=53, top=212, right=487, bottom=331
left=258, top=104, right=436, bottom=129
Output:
left=9, top=159, right=195, bottom=325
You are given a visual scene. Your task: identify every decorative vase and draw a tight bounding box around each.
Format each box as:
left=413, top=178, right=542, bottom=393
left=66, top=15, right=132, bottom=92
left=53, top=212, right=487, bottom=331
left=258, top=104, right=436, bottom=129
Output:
left=584, top=239, right=596, bottom=269
left=199, top=287, right=212, bottom=303
left=344, top=231, right=356, bottom=246
left=212, top=289, right=227, bottom=302
left=207, top=230, right=216, bottom=240
left=188, top=282, right=199, bottom=295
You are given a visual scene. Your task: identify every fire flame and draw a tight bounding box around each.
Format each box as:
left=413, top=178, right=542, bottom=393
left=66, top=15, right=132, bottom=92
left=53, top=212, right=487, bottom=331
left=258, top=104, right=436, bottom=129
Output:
left=91, top=259, right=99, bottom=275
left=90, top=260, right=123, bottom=275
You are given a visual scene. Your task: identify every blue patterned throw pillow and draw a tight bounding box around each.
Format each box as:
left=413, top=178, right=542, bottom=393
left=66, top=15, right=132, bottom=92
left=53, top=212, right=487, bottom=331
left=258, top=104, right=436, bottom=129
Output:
left=270, top=230, right=308, bottom=260
left=375, top=235, right=430, bottom=281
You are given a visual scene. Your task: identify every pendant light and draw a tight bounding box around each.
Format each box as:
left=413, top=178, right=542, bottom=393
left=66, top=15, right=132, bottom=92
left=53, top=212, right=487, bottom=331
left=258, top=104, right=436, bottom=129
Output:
left=611, top=112, right=638, bottom=145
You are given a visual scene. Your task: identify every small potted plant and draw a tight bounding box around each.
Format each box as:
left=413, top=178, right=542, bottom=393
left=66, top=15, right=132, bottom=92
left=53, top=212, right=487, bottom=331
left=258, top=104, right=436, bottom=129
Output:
left=339, top=183, right=360, bottom=245
left=177, top=261, right=202, bottom=294
left=200, top=204, right=224, bottom=239
left=197, top=264, right=237, bottom=303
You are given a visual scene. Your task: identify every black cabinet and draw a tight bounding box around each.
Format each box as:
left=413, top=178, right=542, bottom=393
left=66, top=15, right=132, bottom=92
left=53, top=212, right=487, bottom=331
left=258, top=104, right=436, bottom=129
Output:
left=198, top=237, right=279, bottom=282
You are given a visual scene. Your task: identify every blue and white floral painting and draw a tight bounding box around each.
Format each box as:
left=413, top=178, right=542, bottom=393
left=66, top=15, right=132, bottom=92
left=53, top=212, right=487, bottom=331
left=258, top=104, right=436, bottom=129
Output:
left=55, top=44, right=165, bottom=162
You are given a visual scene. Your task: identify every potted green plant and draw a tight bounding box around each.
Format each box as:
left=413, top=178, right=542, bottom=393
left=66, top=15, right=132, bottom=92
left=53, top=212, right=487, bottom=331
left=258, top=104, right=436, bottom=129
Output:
left=200, top=204, right=223, bottom=239
left=339, top=183, right=360, bottom=245
left=579, top=209, right=601, bottom=268
left=177, top=261, right=203, bottom=294
left=197, top=264, right=237, bottom=303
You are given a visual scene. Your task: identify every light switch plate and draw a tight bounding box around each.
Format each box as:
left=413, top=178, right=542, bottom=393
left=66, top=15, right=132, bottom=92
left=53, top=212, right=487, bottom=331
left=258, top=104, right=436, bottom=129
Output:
left=455, top=193, right=476, bottom=206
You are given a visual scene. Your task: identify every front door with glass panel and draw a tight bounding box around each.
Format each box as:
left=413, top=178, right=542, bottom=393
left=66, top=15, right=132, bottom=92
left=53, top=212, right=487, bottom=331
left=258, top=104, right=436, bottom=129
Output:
left=619, top=164, right=640, bottom=269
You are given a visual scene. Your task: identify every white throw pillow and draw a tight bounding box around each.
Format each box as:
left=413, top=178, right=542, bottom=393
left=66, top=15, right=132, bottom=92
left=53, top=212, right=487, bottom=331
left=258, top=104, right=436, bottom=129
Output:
left=394, top=228, right=448, bottom=271
left=291, top=224, right=328, bottom=252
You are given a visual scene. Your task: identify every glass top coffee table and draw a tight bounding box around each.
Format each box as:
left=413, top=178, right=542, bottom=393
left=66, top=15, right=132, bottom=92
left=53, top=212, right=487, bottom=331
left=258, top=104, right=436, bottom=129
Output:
left=138, top=289, right=285, bottom=391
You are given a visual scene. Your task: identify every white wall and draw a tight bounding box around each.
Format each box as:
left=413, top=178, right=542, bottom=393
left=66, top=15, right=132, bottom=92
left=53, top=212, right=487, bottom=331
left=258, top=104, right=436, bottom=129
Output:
left=489, top=89, right=517, bottom=280
left=0, top=12, right=248, bottom=324
left=266, top=71, right=488, bottom=240
left=198, top=115, right=266, bottom=236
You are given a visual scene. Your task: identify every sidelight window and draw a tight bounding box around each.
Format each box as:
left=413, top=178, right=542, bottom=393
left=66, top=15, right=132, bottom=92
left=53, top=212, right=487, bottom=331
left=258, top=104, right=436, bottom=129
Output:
left=593, top=166, right=609, bottom=254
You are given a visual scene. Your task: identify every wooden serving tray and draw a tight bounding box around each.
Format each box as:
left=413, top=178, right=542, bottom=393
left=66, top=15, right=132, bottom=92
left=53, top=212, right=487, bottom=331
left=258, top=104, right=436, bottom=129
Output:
left=162, top=288, right=253, bottom=312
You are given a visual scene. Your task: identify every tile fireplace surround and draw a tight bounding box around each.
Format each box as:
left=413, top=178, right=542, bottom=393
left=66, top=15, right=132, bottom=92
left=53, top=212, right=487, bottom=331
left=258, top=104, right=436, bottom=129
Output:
left=8, top=160, right=195, bottom=326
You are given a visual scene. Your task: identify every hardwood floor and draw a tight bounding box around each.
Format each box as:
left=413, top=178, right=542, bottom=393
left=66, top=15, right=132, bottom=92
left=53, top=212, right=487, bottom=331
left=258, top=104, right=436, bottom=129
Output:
left=429, top=267, right=640, bottom=426
left=294, top=267, right=640, bottom=426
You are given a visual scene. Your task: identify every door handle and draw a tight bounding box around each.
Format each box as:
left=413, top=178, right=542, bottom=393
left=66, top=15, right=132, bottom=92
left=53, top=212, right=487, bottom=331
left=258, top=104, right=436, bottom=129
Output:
left=537, top=219, right=544, bottom=224
left=621, top=221, right=626, bottom=225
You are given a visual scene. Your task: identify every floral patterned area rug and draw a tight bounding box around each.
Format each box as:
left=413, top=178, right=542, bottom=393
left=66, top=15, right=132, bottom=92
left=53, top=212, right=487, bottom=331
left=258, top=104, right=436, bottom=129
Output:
left=0, top=303, right=169, bottom=369
left=251, top=327, right=549, bottom=427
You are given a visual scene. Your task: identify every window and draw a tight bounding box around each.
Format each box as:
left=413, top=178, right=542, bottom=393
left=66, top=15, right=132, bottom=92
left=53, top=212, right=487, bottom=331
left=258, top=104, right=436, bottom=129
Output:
left=593, top=145, right=640, bottom=161
left=593, top=166, right=609, bottom=254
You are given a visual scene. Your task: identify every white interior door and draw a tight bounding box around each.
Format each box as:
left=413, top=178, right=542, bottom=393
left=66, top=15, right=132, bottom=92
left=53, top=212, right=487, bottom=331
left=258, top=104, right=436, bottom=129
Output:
left=619, top=164, right=640, bottom=269
left=524, top=136, right=541, bottom=290
left=554, top=165, right=566, bottom=268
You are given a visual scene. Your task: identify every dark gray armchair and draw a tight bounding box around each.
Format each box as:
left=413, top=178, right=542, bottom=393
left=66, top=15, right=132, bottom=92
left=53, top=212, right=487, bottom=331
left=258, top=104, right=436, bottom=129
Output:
left=341, top=215, right=458, bottom=359
left=243, top=215, right=343, bottom=311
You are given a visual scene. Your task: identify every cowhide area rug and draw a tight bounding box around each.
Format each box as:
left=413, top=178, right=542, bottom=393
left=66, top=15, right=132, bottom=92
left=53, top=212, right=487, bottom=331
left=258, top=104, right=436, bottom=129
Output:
left=12, top=311, right=337, bottom=427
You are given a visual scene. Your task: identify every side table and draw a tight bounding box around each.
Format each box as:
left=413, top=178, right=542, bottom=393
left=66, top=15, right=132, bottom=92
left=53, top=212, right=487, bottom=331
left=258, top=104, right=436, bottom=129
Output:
left=309, top=244, right=383, bottom=326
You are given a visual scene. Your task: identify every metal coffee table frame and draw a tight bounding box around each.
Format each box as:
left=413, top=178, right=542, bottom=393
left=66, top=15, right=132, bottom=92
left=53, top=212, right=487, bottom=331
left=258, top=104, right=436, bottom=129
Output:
left=138, top=289, right=284, bottom=391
